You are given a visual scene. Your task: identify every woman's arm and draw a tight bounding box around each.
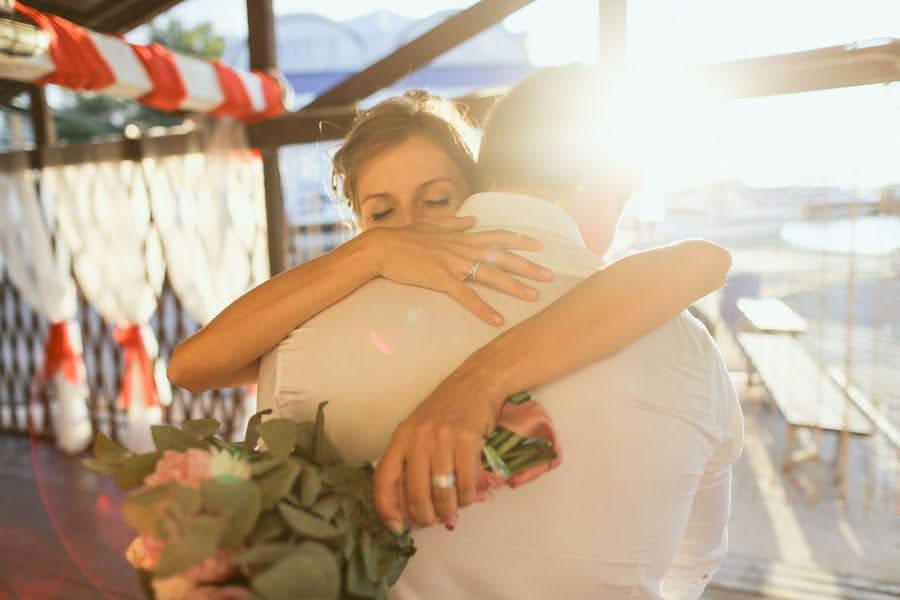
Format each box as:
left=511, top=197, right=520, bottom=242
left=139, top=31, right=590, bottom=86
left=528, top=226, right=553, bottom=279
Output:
left=374, top=239, right=731, bottom=529
left=167, top=217, right=549, bottom=394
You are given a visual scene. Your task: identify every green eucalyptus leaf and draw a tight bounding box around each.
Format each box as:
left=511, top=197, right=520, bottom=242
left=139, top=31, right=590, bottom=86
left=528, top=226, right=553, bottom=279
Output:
left=202, top=477, right=262, bottom=548
left=277, top=502, right=343, bottom=540
left=115, top=451, right=162, bottom=490
left=154, top=515, right=225, bottom=578
left=244, top=409, right=273, bottom=452
left=83, top=457, right=118, bottom=476
left=360, top=530, right=377, bottom=582
left=122, top=482, right=176, bottom=536
left=298, top=466, right=322, bottom=507
left=182, top=418, right=221, bottom=439
left=347, top=548, right=378, bottom=598
left=257, top=460, right=300, bottom=510
left=249, top=511, right=286, bottom=545
left=151, top=425, right=202, bottom=452
left=249, top=457, right=284, bottom=477
left=235, top=542, right=297, bottom=567
left=256, top=419, right=298, bottom=459
left=251, top=542, right=340, bottom=600
left=310, top=494, right=343, bottom=522
left=320, top=465, right=367, bottom=495
left=294, top=422, right=315, bottom=457
left=92, top=432, right=131, bottom=465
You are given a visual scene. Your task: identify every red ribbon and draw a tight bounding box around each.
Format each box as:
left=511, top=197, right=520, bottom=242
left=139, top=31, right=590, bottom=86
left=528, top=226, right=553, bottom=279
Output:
left=16, top=5, right=115, bottom=90
left=131, top=43, right=188, bottom=112
left=210, top=61, right=255, bottom=121
left=39, top=321, right=84, bottom=384
left=113, top=325, right=160, bottom=409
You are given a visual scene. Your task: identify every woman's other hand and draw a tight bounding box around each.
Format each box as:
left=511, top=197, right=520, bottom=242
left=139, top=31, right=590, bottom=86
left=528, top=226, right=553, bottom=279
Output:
left=359, top=215, right=553, bottom=326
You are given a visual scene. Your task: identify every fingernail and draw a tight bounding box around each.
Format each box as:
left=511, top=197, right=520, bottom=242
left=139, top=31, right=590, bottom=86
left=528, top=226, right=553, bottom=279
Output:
left=541, top=268, right=553, bottom=280
left=491, top=312, right=503, bottom=325
left=388, top=521, right=407, bottom=535
left=526, top=287, right=539, bottom=299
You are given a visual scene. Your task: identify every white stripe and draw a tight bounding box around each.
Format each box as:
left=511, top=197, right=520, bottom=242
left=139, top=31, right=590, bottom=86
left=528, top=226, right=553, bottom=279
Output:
left=237, top=69, right=267, bottom=113
left=0, top=51, right=54, bottom=83
left=90, top=32, right=152, bottom=99
left=173, top=53, right=223, bottom=112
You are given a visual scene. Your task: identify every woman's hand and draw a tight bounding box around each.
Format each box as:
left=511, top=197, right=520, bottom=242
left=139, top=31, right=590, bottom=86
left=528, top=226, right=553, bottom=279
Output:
left=358, top=216, right=553, bottom=325
left=373, top=364, right=504, bottom=530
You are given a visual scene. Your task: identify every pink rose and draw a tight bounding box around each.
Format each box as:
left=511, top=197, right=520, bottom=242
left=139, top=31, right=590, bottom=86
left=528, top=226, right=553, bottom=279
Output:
left=144, top=449, right=212, bottom=489
left=183, top=550, right=237, bottom=584
left=186, top=585, right=250, bottom=600
left=124, top=535, right=165, bottom=570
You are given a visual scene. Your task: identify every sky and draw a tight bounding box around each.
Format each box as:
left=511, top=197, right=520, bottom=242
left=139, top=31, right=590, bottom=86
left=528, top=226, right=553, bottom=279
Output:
left=143, top=1, right=900, bottom=187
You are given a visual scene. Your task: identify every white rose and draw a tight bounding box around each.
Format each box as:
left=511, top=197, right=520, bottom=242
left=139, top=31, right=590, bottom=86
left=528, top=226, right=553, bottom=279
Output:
left=208, top=448, right=251, bottom=480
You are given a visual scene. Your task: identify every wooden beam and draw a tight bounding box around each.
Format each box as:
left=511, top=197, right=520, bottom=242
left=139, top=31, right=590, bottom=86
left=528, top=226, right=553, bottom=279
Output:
left=599, top=0, right=627, bottom=71
left=306, top=0, right=535, bottom=108
left=697, top=38, right=900, bottom=98
left=246, top=0, right=286, bottom=276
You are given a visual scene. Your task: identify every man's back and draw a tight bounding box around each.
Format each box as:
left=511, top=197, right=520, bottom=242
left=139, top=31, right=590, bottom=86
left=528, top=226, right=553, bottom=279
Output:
left=256, top=193, right=742, bottom=599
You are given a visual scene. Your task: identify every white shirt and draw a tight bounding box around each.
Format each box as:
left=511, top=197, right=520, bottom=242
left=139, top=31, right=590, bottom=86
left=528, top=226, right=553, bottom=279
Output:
left=257, top=192, right=743, bottom=600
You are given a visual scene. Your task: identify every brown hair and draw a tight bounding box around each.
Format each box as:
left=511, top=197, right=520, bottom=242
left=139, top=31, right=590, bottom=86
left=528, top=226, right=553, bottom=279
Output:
left=332, top=90, right=479, bottom=216
left=478, top=66, right=621, bottom=192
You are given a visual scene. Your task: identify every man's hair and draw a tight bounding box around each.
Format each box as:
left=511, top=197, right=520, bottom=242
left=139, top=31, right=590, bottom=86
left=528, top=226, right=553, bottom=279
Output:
left=478, top=65, right=624, bottom=193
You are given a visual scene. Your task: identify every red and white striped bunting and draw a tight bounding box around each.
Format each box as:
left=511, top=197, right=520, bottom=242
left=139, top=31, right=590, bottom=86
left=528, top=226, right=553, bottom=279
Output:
left=2, top=5, right=287, bottom=123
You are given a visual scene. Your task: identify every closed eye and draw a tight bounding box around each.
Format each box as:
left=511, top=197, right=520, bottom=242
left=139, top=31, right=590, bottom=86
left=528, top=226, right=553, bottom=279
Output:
left=372, top=208, right=394, bottom=221
left=423, top=198, right=450, bottom=207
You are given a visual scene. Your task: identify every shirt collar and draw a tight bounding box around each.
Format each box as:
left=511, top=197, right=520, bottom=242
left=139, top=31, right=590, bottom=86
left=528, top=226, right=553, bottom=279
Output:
left=457, top=192, right=587, bottom=247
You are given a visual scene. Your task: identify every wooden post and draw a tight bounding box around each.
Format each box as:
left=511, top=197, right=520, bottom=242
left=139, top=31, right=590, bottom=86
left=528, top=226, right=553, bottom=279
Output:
left=599, top=0, right=627, bottom=71
left=29, top=85, right=56, bottom=146
left=247, top=0, right=286, bottom=276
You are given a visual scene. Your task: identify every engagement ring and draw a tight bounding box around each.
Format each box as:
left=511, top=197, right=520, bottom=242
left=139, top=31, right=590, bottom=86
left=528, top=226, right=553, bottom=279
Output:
left=467, top=260, right=482, bottom=281
left=430, top=473, right=456, bottom=489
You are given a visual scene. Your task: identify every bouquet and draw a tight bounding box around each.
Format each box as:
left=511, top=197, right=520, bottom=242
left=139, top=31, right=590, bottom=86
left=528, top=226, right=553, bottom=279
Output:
left=85, top=395, right=557, bottom=600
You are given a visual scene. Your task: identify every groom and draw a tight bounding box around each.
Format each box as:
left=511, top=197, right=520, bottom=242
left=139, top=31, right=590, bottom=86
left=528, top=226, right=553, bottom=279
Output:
left=258, top=67, right=742, bottom=599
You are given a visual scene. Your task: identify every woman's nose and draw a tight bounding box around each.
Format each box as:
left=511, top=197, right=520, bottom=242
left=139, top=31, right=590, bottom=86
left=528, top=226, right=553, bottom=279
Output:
left=396, top=205, right=417, bottom=226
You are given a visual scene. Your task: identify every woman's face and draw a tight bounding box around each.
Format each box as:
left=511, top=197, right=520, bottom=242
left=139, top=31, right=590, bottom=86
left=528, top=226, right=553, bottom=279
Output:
left=354, top=134, right=472, bottom=230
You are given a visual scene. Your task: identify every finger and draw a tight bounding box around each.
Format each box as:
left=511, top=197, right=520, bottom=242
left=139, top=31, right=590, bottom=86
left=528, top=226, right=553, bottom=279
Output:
left=373, top=434, right=408, bottom=532
left=430, top=428, right=458, bottom=523
left=468, top=263, right=540, bottom=301
left=417, top=215, right=476, bottom=232
left=482, top=249, right=554, bottom=283
left=439, top=273, right=504, bottom=326
left=406, top=429, right=438, bottom=527
left=467, top=230, right=544, bottom=251
left=454, top=435, right=482, bottom=508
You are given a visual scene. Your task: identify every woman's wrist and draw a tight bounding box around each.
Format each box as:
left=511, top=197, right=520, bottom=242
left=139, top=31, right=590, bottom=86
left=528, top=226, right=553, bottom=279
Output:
left=343, top=228, right=383, bottom=281
left=453, top=336, right=524, bottom=412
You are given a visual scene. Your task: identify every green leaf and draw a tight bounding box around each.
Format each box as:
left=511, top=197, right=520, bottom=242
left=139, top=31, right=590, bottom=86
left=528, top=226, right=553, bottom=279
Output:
left=277, top=502, right=343, bottom=540
left=250, top=457, right=285, bottom=477
left=359, top=529, right=378, bottom=582
left=251, top=542, right=340, bottom=600
left=202, top=477, right=262, bottom=548
left=256, top=419, right=298, bottom=459
left=151, top=425, right=203, bottom=452
left=115, top=451, right=162, bottom=490
left=298, top=467, right=322, bottom=507
left=122, top=483, right=173, bottom=535
left=257, top=460, right=300, bottom=510
left=244, top=409, right=273, bottom=452
left=92, top=432, right=130, bottom=465
left=310, top=495, right=343, bottom=521
left=235, top=543, right=296, bottom=567
left=154, top=515, right=225, bottom=578
left=320, top=465, right=367, bottom=495
left=83, top=457, right=118, bottom=476
left=313, top=402, right=328, bottom=462
left=294, top=422, right=315, bottom=457
left=249, top=511, right=285, bottom=545
left=347, top=548, right=378, bottom=598
left=183, top=418, right=221, bottom=438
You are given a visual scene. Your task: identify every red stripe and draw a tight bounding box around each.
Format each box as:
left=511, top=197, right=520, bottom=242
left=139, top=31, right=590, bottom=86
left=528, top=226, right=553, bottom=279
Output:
left=131, top=43, right=188, bottom=112
left=16, top=5, right=115, bottom=90
left=244, top=71, right=285, bottom=123
left=210, top=61, right=255, bottom=120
